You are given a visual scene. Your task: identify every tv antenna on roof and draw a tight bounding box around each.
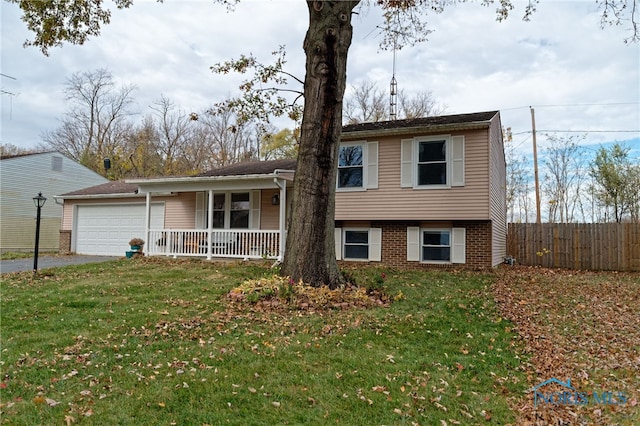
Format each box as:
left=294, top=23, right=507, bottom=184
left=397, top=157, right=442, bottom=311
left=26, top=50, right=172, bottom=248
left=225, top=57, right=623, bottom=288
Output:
left=1, top=73, right=19, bottom=121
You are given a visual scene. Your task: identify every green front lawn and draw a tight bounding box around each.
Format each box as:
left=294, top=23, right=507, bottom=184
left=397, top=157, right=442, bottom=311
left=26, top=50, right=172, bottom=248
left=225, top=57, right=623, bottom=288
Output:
left=1, top=258, right=525, bottom=425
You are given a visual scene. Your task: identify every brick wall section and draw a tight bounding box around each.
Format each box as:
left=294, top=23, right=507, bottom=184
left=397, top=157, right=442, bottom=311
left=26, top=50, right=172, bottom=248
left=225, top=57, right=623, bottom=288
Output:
left=338, top=220, right=493, bottom=270
left=59, top=230, right=72, bottom=254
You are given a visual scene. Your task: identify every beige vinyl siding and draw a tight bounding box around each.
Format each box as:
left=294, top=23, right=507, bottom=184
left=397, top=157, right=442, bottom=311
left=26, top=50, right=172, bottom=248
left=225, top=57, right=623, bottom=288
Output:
left=335, top=130, right=490, bottom=221
left=488, top=116, right=507, bottom=266
left=260, top=189, right=279, bottom=230
left=164, top=193, right=197, bottom=229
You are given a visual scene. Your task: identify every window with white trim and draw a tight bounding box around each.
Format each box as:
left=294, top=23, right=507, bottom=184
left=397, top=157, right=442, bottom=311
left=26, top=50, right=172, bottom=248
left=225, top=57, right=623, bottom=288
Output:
left=344, top=229, right=369, bottom=260
left=337, top=141, right=378, bottom=191
left=401, top=135, right=465, bottom=188
left=338, top=144, right=363, bottom=188
left=230, top=193, right=250, bottom=228
left=198, top=191, right=255, bottom=230
left=212, top=194, right=225, bottom=228
left=418, top=140, right=446, bottom=185
left=421, top=230, right=450, bottom=262
left=406, top=226, right=466, bottom=264
left=335, top=227, right=381, bottom=261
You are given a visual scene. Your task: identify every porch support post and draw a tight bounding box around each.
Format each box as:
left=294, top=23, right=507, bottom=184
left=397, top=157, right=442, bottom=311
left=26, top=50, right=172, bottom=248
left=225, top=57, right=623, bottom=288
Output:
left=274, top=178, right=287, bottom=260
left=144, top=192, right=151, bottom=255
left=207, top=190, right=214, bottom=260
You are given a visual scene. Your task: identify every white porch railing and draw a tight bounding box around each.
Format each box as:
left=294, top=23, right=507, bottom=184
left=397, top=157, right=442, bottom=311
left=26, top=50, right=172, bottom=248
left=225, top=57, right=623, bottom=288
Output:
left=146, top=229, right=282, bottom=259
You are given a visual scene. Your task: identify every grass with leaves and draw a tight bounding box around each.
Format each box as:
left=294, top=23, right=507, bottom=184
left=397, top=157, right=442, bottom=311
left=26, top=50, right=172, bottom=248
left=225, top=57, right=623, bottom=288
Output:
left=1, top=258, right=526, bottom=425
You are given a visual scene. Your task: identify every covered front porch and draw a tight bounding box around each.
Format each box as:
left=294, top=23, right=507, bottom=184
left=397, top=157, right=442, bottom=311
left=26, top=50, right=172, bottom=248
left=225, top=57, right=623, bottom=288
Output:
left=128, top=160, right=295, bottom=261
left=146, top=228, right=283, bottom=259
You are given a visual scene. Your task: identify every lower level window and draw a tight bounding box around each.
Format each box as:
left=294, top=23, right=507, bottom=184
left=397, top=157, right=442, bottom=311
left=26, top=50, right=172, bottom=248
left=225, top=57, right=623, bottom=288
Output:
left=422, top=230, right=450, bottom=262
left=344, top=230, right=369, bottom=260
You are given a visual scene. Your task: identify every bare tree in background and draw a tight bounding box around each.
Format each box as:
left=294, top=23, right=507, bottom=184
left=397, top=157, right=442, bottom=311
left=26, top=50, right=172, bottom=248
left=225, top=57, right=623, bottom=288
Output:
left=194, top=108, right=259, bottom=168
left=42, top=68, right=136, bottom=175
left=398, top=89, right=447, bottom=119
left=343, top=80, right=386, bottom=124
left=344, top=81, right=446, bottom=124
left=542, top=134, right=587, bottom=223
left=505, top=136, right=532, bottom=223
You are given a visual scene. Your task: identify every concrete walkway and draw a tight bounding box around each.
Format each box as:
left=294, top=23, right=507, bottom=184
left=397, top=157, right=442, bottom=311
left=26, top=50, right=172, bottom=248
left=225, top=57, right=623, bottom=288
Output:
left=0, top=255, right=119, bottom=274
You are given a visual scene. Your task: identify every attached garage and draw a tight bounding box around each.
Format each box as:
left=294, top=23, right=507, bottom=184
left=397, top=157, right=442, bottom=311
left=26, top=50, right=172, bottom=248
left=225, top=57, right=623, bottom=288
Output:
left=74, top=203, right=164, bottom=256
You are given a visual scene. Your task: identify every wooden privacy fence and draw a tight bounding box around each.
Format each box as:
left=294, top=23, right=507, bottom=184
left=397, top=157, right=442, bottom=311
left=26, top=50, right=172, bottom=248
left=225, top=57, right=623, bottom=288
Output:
left=507, top=223, right=640, bottom=272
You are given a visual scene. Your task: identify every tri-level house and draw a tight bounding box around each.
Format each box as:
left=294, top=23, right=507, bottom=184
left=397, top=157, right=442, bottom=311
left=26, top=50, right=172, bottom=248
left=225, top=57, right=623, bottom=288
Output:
left=57, top=111, right=506, bottom=268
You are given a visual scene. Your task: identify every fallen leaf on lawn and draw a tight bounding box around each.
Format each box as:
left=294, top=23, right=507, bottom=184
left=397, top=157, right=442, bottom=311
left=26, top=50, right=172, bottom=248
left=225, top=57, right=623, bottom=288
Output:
left=393, top=408, right=402, bottom=414
left=372, top=385, right=387, bottom=392
left=64, top=415, right=76, bottom=426
left=46, top=398, right=61, bottom=407
left=33, top=396, right=45, bottom=404
left=272, top=401, right=281, bottom=408
left=440, top=420, right=447, bottom=426
left=158, top=402, right=166, bottom=407
left=434, top=401, right=447, bottom=411
left=248, top=387, right=256, bottom=393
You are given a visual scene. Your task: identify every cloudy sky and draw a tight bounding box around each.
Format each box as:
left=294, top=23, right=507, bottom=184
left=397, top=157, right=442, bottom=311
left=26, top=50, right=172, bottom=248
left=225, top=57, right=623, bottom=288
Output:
left=1, top=0, right=639, bottom=159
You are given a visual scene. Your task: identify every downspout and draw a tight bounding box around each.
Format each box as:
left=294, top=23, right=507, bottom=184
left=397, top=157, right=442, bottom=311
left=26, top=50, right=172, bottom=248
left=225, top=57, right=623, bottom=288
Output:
left=273, top=177, right=287, bottom=262
left=145, top=192, right=151, bottom=256
left=207, top=190, right=214, bottom=260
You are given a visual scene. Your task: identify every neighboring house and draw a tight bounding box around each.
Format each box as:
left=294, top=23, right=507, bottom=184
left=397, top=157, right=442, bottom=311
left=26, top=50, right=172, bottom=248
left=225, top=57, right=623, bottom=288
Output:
left=0, top=151, right=108, bottom=253
left=56, top=111, right=506, bottom=268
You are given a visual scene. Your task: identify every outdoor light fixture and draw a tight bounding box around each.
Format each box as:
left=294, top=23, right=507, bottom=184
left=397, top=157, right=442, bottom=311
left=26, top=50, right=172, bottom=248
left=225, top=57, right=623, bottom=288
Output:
left=271, top=193, right=280, bottom=205
left=32, top=192, right=47, bottom=274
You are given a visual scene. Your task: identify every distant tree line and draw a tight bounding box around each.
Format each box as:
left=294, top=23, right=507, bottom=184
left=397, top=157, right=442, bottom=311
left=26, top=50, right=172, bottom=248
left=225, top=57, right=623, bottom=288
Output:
left=2, top=67, right=446, bottom=180
left=506, top=135, right=640, bottom=224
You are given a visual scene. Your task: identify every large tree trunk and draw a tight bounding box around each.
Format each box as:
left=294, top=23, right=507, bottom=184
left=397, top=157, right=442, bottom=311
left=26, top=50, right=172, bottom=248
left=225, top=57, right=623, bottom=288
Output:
left=281, top=0, right=359, bottom=288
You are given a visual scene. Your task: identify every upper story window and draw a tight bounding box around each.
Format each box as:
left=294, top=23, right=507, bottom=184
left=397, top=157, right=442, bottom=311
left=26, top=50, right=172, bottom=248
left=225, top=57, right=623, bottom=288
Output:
left=338, top=144, right=363, bottom=188
left=337, top=141, right=378, bottom=191
left=401, top=135, right=465, bottom=189
left=418, top=140, right=447, bottom=185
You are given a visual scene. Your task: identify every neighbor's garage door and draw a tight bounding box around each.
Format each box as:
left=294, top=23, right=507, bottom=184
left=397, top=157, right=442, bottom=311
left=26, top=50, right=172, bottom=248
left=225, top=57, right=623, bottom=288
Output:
left=75, top=203, right=165, bottom=255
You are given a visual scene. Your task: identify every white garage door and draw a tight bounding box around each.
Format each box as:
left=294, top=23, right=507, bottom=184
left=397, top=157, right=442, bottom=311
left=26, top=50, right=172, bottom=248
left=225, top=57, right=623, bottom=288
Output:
left=75, top=203, right=165, bottom=256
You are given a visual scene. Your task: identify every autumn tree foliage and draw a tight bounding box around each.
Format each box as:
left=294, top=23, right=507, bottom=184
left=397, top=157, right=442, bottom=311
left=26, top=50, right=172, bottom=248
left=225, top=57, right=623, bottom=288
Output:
left=10, top=0, right=639, bottom=286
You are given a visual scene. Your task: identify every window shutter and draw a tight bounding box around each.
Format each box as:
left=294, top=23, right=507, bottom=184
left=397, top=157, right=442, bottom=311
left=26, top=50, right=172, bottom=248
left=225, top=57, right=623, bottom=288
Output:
left=366, top=141, right=378, bottom=189
left=250, top=190, right=261, bottom=229
left=451, top=227, right=466, bottom=264
left=369, top=228, right=382, bottom=261
left=406, top=226, right=420, bottom=261
left=195, top=192, right=205, bottom=229
left=401, top=139, right=413, bottom=188
left=334, top=228, right=342, bottom=260
left=451, top=136, right=465, bottom=187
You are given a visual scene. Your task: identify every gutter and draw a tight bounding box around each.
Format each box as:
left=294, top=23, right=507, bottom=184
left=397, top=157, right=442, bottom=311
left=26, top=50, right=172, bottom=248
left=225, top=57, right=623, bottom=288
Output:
left=341, top=121, right=492, bottom=140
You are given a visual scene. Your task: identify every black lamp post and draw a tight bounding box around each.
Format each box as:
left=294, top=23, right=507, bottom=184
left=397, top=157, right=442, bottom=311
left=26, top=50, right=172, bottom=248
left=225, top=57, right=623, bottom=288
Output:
left=33, top=192, right=47, bottom=274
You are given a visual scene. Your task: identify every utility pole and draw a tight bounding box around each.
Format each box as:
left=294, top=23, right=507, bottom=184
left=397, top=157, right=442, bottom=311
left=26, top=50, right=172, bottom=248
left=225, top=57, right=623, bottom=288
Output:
left=530, top=107, right=541, bottom=223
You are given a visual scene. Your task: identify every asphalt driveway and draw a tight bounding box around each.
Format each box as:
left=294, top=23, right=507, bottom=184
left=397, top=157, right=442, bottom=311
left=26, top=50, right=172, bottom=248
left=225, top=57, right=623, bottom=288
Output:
left=0, top=255, right=119, bottom=274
